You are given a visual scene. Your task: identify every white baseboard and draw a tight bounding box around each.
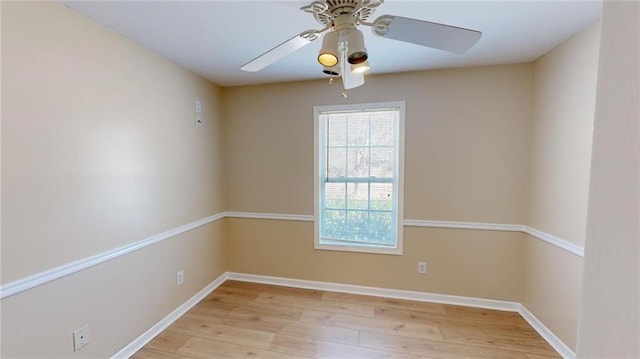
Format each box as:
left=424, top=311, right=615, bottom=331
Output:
left=518, top=304, right=576, bottom=359
left=110, top=273, right=229, bottom=359
left=226, top=272, right=521, bottom=312
left=111, top=272, right=574, bottom=359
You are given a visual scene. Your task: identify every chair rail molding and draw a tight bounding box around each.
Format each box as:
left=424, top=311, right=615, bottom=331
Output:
left=0, top=213, right=225, bottom=299
left=1, top=212, right=583, bottom=300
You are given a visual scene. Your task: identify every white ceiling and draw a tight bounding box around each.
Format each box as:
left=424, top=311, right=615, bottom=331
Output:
left=63, top=1, right=602, bottom=87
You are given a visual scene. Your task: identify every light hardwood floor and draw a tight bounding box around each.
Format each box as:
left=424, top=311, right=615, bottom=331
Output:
left=132, top=280, right=560, bottom=359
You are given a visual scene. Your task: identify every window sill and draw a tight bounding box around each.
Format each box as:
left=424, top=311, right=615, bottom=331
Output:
left=314, top=240, right=403, bottom=255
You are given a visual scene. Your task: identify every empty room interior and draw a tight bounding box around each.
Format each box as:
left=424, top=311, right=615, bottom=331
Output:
left=1, top=1, right=638, bottom=358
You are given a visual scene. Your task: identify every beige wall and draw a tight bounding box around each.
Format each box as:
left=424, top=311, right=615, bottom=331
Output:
left=522, top=21, right=601, bottom=351
left=522, top=234, right=584, bottom=349
left=223, top=64, right=533, bottom=301
left=223, top=65, right=532, bottom=224
left=528, top=21, right=601, bottom=248
left=577, top=1, right=639, bottom=357
left=227, top=219, right=524, bottom=301
left=1, top=2, right=225, bottom=357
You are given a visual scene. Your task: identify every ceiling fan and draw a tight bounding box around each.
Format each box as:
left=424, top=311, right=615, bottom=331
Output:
left=241, top=0, right=482, bottom=90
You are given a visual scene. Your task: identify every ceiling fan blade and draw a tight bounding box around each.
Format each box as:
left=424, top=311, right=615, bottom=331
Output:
left=372, top=15, right=482, bottom=54
left=241, top=30, right=320, bottom=72
left=340, top=49, right=365, bottom=90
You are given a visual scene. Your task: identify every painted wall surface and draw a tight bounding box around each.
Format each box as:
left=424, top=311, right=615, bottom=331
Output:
left=528, top=21, right=601, bottom=248
left=522, top=21, right=601, bottom=351
left=223, top=65, right=532, bottom=224
left=226, top=219, right=524, bottom=301
left=222, top=65, right=533, bottom=301
left=1, top=2, right=225, bottom=357
left=522, top=235, right=584, bottom=350
left=577, top=1, right=639, bottom=357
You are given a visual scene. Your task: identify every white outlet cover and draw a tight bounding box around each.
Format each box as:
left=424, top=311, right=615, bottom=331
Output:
left=418, top=262, right=427, bottom=274
left=176, top=270, right=184, bottom=286
left=73, top=325, right=90, bottom=351
left=195, top=100, right=202, bottom=113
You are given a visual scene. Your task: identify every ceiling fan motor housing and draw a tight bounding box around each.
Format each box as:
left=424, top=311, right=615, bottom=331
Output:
left=309, top=0, right=379, bottom=26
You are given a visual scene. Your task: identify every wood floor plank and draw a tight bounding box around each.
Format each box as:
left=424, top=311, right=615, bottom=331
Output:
left=321, top=291, right=447, bottom=315
left=442, top=304, right=529, bottom=323
left=222, top=280, right=324, bottom=299
left=438, top=326, right=560, bottom=357
left=209, top=284, right=263, bottom=301
left=167, top=317, right=275, bottom=349
left=234, top=300, right=304, bottom=321
left=131, top=347, right=196, bottom=359
left=277, top=321, right=360, bottom=345
left=374, top=305, right=531, bottom=331
left=300, top=309, right=443, bottom=341
left=197, top=293, right=246, bottom=310
left=270, top=334, right=420, bottom=359
left=359, top=331, right=529, bottom=359
left=185, top=304, right=291, bottom=333
left=176, top=336, right=306, bottom=359
left=255, top=292, right=375, bottom=318
left=144, top=331, right=191, bottom=353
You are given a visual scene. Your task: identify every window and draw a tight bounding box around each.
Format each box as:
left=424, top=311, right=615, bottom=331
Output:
left=314, top=101, right=405, bottom=254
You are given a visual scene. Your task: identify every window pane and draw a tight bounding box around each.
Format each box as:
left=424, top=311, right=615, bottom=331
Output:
left=346, top=183, right=369, bottom=210
left=322, top=209, right=346, bottom=239
left=370, top=183, right=393, bottom=211
left=327, top=147, right=346, bottom=177
left=345, top=210, right=369, bottom=240
left=327, top=117, right=347, bottom=147
left=324, top=182, right=345, bottom=209
left=347, top=147, right=369, bottom=178
left=371, top=116, right=394, bottom=146
left=369, top=212, right=393, bottom=243
left=348, top=116, right=369, bottom=146
left=370, top=147, right=393, bottom=178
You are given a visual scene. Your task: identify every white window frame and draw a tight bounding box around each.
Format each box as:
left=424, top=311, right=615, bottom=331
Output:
left=313, top=101, right=405, bottom=255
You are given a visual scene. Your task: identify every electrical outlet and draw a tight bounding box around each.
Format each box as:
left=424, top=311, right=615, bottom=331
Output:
left=195, top=100, right=202, bottom=113
left=73, top=325, right=90, bottom=351
left=176, top=270, right=184, bottom=286
left=417, top=261, right=427, bottom=274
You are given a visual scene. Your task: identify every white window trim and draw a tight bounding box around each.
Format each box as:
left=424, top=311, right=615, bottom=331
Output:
left=313, top=101, right=405, bottom=255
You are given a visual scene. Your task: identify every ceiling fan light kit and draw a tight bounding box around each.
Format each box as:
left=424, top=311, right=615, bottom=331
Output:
left=318, top=31, right=340, bottom=67
left=351, top=60, right=370, bottom=74
left=241, top=0, right=482, bottom=91
left=345, top=28, right=368, bottom=65
left=322, top=66, right=340, bottom=76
